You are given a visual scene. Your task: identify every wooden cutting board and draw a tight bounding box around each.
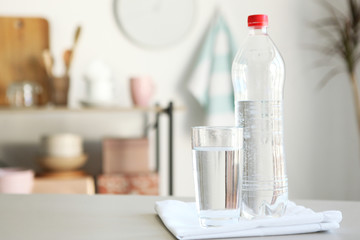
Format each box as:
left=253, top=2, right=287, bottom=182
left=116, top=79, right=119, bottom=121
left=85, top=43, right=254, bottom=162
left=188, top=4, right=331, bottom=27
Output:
left=0, top=17, right=50, bottom=105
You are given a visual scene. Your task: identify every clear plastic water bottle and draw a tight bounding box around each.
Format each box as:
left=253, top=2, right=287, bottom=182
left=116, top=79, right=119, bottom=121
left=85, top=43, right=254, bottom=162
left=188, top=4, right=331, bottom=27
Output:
left=232, top=14, right=288, bottom=219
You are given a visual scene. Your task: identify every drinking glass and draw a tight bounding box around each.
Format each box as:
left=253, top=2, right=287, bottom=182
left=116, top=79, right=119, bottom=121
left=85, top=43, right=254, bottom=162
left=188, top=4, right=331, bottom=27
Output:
left=191, top=126, right=243, bottom=227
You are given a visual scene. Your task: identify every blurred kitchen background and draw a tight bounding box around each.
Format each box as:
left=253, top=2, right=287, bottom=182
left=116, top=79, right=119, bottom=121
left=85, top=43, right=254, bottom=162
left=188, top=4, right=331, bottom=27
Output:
left=0, top=0, right=359, bottom=200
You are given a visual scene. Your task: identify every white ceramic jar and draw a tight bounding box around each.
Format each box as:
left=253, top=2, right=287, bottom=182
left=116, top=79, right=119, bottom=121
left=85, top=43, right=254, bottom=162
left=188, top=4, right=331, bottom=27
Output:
left=41, top=133, right=83, bottom=158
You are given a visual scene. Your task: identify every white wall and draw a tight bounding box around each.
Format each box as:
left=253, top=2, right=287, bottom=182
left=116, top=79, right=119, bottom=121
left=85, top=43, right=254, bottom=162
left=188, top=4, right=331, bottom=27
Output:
left=0, top=0, right=359, bottom=200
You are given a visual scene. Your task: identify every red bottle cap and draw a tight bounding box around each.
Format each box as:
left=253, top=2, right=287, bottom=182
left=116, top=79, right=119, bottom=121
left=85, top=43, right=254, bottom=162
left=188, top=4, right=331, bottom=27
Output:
left=248, top=14, right=268, bottom=27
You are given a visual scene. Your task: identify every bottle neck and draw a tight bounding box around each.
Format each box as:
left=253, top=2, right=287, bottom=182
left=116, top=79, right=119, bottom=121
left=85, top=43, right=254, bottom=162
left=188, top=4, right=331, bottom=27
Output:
left=248, top=26, right=268, bottom=35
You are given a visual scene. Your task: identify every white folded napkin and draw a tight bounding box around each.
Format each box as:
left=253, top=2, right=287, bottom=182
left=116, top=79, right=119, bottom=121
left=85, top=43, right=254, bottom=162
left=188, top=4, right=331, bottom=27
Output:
left=155, top=200, right=342, bottom=239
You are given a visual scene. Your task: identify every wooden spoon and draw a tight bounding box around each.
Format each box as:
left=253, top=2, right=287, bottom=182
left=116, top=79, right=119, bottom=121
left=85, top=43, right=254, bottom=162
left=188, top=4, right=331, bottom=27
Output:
left=64, top=25, right=81, bottom=75
left=63, top=49, right=72, bottom=74
left=42, top=49, right=54, bottom=78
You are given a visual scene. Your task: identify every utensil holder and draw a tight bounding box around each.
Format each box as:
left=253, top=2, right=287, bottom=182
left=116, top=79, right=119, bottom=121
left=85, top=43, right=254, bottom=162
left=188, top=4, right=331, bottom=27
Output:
left=51, top=74, right=69, bottom=106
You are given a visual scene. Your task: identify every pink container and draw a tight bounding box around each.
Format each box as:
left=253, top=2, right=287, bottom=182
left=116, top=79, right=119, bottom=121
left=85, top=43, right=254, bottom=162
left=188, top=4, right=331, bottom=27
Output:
left=130, top=76, right=155, bottom=107
left=0, top=168, right=34, bottom=194
left=102, top=138, right=149, bottom=174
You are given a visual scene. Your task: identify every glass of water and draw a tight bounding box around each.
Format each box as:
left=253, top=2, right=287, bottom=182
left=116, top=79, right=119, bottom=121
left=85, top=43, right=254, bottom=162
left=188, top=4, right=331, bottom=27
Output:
left=191, top=126, right=243, bottom=227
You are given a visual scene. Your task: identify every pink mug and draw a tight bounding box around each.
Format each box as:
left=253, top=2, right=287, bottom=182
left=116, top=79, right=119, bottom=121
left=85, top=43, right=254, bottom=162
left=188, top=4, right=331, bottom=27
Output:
left=130, top=76, right=155, bottom=107
left=0, top=168, right=34, bottom=194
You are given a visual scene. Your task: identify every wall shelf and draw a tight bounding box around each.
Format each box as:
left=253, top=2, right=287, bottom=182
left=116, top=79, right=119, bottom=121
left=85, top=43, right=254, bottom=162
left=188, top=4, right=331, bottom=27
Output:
left=0, top=105, right=184, bottom=114
left=0, top=102, right=180, bottom=196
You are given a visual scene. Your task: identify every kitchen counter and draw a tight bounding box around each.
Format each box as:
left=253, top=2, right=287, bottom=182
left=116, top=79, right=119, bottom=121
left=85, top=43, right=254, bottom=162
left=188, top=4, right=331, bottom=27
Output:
left=0, top=194, right=358, bottom=240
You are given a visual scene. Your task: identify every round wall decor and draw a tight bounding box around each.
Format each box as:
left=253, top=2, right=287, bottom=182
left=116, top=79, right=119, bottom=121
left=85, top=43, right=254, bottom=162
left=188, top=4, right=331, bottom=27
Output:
left=114, top=0, right=195, bottom=47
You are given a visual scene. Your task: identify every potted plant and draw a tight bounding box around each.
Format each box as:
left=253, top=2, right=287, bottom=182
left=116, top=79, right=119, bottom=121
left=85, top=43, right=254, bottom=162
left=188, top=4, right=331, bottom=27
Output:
left=314, top=0, right=360, bottom=136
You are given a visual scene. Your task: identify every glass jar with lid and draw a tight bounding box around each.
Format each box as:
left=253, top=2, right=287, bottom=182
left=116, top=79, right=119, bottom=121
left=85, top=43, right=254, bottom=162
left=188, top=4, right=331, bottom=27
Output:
left=6, top=81, right=42, bottom=107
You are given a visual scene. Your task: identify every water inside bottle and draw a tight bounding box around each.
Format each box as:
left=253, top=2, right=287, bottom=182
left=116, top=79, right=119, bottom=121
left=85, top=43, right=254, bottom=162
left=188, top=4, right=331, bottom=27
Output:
left=236, top=100, right=288, bottom=219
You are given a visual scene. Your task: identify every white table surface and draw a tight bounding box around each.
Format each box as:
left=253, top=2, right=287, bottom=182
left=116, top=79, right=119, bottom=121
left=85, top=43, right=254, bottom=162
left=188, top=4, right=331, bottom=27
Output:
left=0, top=194, right=358, bottom=240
